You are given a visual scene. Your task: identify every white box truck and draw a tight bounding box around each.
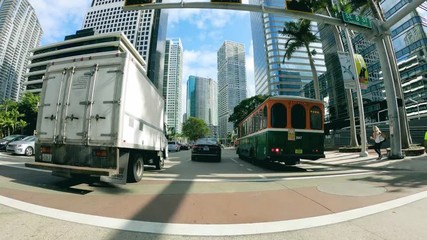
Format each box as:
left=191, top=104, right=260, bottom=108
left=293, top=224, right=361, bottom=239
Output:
left=26, top=36, right=167, bottom=184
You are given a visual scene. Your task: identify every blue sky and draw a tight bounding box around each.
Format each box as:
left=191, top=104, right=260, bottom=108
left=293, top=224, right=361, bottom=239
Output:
left=28, top=0, right=256, bottom=100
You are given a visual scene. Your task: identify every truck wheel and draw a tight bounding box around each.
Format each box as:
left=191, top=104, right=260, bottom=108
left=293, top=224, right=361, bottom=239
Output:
left=154, top=153, right=164, bottom=170
left=127, top=156, right=144, bottom=183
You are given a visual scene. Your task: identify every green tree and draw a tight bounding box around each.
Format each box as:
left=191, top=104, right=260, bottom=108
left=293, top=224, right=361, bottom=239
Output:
left=182, top=117, right=210, bottom=141
left=18, top=92, right=40, bottom=135
left=0, top=99, right=26, bottom=137
left=228, top=94, right=269, bottom=128
left=280, top=19, right=321, bottom=100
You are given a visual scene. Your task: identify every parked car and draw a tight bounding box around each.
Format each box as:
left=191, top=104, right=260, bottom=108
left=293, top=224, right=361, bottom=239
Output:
left=191, top=138, right=222, bottom=162
left=168, top=141, right=181, bottom=152
left=6, top=136, right=36, bottom=156
left=0, top=134, right=27, bottom=151
left=179, top=143, right=190, bottom=150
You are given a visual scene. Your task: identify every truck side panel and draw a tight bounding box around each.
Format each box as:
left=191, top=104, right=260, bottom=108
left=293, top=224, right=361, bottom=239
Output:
left=119, top=56, right=165, bottom=151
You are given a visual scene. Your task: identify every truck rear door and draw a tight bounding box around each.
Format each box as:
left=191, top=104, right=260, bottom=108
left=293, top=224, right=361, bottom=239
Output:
left=38, top=55, right=124, bottom=145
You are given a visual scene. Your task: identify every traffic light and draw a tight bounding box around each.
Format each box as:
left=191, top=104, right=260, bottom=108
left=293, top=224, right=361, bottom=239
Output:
left=211, top=0, right=242, bottom=3
left=124, top=0, right=154, bottom=6
left=285, top=0, right=313, bottom=13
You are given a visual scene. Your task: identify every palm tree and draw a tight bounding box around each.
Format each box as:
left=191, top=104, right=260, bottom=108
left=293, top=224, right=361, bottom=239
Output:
left=280, top=19, right=321, bottom=100
left=343, top=0, right=412, bottom=149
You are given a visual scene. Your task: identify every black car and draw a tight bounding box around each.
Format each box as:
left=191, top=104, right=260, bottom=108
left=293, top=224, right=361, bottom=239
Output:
left=0, top=134, right=27, bottom=151
left=191, top=138, right=222, bottom=162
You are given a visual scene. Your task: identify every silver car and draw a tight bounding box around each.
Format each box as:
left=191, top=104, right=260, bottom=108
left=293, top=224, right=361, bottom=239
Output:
left=6, top=136, right=36, bottom=156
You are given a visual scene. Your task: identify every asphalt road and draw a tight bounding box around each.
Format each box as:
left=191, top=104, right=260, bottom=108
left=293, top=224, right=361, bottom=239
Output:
left=1, top=149, right=427, bottom=239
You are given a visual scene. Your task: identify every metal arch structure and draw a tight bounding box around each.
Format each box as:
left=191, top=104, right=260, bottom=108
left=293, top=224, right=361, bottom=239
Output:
left=125, top=0, right=426, bottom=158
left=125, top=2, right=371, bottom=33
left=124, top=0, right=425, bottom=36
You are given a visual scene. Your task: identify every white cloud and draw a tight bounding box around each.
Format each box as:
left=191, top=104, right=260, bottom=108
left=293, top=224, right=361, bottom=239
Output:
left=28, top=0, right=92, bottom=44
left=166, top=4, right=246, bottom=30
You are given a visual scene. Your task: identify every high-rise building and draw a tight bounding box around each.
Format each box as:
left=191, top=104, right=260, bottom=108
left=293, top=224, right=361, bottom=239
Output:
left=81, top=0, right=168, bottom=92
left=217, top=41, right=247, bottom=139
left=163, top=38, right=183, bottom=134
left=249, top=0, right=326, bottom=97
left=320, top=0, right=427, bottom=129
left=0, top=0, right=42, bottom=102
left=186, top=75, right=218, bottom=136
left=26, top=30, right=149, bottom=96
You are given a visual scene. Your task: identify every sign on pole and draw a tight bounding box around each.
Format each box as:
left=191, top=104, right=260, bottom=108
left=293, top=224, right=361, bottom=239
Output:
left=354, top=54, right=369, bottom=90
left=341, top=12, right=372, bottom=29
left=337, top=51, right=356, bottom=90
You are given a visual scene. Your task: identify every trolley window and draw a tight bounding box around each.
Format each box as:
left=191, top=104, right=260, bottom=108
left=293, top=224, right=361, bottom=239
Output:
left=291, top=104, right=306, bottom=129
left=271, top=103, right=287, bottom=128
left=310, top=106, right=322, bottom=130
left=263, top=106, right=267, bottom=129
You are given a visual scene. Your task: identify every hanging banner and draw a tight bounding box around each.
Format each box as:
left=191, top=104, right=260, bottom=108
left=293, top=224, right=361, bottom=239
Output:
left=354, top=54, right=369, bottom=89
left=337, top=51, right=356, bottom=90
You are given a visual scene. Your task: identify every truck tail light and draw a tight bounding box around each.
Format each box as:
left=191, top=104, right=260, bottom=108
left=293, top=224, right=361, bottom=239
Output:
left=40, top=146, right=51, bottom=154
left=94, top=149, right=108, bottom=157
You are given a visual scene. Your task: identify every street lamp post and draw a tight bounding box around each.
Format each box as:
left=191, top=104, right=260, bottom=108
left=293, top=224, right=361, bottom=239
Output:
left=408, top=98, right=420, bottom=119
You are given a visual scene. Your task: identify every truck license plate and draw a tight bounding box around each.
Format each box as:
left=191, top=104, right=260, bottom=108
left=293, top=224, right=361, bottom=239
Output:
left=295, top=149, right=302, bottom=154
left=42, top=153, right=52, bottom=162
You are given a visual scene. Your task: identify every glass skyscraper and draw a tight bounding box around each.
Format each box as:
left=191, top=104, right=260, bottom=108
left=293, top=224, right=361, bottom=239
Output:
left=249, top=0, right=326, bottom=97
left=320, top=0, right=427, bottom=128
left=0, top=0, right=42, bottom=102
left=186, top=75, right=218, bottom=129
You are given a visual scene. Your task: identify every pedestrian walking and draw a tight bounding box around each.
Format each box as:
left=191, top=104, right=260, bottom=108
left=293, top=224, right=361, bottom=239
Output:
left=370, top=126, right=385, bottom=160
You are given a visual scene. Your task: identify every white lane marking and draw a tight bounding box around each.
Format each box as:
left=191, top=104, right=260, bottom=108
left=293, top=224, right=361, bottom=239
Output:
left=1, top=190, right=427, bottom=236
left=0, top=159, right=375, bottom=182
left=142, top=171, right=375, bottom=182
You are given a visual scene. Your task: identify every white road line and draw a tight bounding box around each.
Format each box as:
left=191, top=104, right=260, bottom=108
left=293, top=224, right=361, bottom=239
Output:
left=1, top=191, right=427, bottom=236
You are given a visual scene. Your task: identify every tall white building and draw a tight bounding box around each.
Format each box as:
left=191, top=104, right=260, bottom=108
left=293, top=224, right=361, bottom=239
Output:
left=163, top=38, right=183, bottom=134
left=249, top=0, right=326, bottom=97
left=0, top=0, right=42, bottom=102
left=187, top=75, right=218, bottom=129
left=81, top=0, right=167, bottom=92
left=217, top=41, right=247, bottom=139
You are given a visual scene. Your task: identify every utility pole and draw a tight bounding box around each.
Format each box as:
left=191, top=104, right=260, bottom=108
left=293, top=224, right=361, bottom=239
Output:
left=343, top=27, right=368, bottom=157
